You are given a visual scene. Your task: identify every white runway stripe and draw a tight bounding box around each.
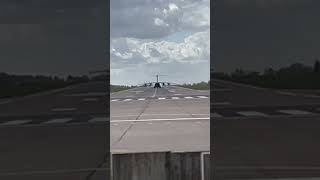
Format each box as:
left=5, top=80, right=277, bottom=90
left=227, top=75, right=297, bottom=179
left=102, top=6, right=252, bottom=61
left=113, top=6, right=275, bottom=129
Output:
left=184, top=96, right=193, bottom=99
left=138, top=98, right=145, bottom=101
left=197, top=96, right=208, bottom=98
left=111, top=99, right=119, bottom=102
left=43, top=118, right=73, bottom=124
left=0, top=120, right=32, bottom=126
left=158, top=97, right=166, bottom=100
left=111, top=113, right=209, bottom=118
left=89, top=117, right=108, bottom=123
left=111, top=117, right=209, bottom=123
left=237, top=111, right=268, bottom=117
left=171, top=97, right=179, bottom=99
left=123, top=99, right=132, bottom=101
left=278, top=109, right=315, bottom=115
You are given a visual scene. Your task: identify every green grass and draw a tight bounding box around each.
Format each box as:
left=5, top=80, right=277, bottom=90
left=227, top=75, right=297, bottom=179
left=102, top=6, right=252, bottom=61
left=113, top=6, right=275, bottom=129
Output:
left=179, top=81, right=209, bottom=90
left=0, top=83, right=73, bottom=98
left=110, top=85, right=132, bottom=93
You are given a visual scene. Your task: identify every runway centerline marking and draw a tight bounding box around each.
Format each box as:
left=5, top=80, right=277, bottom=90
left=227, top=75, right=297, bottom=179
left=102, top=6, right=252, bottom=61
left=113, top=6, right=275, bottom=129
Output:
left=152, top=88, right=158, bottom=97
left=51, top=108, right=77, bottom=112
left=111, top=117, right=209, bottom=123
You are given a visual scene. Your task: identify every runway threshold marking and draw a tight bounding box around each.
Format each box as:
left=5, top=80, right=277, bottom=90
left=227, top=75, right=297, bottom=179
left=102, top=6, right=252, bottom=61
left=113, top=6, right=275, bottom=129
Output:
left=111, top=117, right=209, bottom=123
left=197, top=96, right=208, bottom=98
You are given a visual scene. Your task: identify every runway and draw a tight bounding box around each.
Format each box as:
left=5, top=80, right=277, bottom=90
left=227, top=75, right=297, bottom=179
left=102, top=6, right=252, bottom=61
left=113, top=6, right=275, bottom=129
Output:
left=110, top=85, right=210, bottom=153
left=213, top=79, right=320, bottom=179
left=0, top=81, right=108, bottom=180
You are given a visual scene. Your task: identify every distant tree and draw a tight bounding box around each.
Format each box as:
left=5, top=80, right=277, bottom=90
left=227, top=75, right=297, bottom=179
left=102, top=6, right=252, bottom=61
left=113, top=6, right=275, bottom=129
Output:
left=264, top=68, right=275, bottom=75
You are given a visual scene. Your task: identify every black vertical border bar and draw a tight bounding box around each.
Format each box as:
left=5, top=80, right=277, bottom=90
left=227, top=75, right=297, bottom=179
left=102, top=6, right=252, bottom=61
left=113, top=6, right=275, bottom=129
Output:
left=210, top=0, right=216, bottom=179
left=106, top=0, right=111, bottom=178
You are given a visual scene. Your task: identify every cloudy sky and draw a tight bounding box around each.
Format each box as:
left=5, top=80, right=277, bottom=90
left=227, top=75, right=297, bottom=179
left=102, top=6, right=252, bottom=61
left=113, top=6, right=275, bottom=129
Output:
left=110, top=0, right=210, bottom=85
left=214, top=0, right=320, bottom=73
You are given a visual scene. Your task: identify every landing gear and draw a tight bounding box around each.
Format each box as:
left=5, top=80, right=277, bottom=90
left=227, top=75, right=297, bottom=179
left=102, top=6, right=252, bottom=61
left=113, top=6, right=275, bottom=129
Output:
left=154, top=83, right=161, bottom=88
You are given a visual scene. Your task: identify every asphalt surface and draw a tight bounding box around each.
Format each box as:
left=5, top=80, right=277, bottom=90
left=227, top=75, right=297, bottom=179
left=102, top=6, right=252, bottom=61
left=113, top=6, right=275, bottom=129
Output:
left=110, top=85, right=210, bottom=153
left=0, top=81, right=108, bottom=180
left=213, top=79, right=320, bottom=179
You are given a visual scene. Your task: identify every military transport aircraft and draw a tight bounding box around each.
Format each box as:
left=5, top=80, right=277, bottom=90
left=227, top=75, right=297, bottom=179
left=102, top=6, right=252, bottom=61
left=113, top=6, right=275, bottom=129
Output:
left=91, top=70, right=177, bottom=88
left=141, top=75, right=176, bottom=88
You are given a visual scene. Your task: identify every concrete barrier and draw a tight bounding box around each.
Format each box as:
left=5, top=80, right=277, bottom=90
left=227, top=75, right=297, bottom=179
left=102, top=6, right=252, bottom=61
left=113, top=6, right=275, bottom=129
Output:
left=112, top=151, right=210, bottom=180
left=201, top=152, right=210, bottom=180
left=112, top=152, right=170, bottom=180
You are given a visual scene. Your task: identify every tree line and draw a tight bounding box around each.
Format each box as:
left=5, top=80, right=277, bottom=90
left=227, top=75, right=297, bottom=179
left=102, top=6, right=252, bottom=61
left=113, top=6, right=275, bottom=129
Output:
left=0, top=73, right=107, bottom=98
left=212, top=60, right=320, bottom=89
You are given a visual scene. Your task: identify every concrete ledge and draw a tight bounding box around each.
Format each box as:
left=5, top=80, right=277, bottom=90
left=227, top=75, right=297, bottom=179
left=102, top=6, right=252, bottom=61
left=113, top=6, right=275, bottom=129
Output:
left=111, top=151, right=210, bottom=180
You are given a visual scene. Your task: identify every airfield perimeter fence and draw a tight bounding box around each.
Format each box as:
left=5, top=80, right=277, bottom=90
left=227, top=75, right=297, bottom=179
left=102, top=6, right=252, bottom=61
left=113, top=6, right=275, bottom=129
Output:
left=111, top=151, right=210, bottom=180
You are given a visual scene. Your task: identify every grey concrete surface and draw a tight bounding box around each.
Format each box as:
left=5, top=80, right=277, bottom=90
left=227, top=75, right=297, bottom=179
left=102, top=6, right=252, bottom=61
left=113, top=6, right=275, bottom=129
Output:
left=213, top=79, right=320, bottom=179
left=0, top=81, right=109, bottom=180
left=111, top=85, right=210, bottom=153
